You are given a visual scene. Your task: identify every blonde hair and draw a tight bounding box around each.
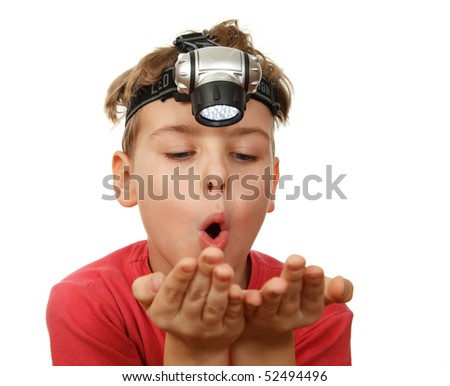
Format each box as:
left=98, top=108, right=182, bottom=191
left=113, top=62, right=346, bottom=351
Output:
left=104, top=20, right=293, bottom=156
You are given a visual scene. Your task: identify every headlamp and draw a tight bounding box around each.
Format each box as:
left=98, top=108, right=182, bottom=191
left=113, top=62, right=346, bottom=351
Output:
left=126, top=33, right=279, bottom=127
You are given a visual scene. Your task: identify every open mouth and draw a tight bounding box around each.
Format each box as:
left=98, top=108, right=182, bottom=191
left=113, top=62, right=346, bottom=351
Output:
left=205, top=222, right=221, bottom=239
left=199, top=212, right=229, bottom=250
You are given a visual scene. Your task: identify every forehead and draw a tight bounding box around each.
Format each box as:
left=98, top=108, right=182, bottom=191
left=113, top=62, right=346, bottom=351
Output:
left=137, top=98, right=274, bottom=138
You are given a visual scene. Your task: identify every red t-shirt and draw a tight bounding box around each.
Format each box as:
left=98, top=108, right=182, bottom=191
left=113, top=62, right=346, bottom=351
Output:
left=46, top=241, right=353, bottom=365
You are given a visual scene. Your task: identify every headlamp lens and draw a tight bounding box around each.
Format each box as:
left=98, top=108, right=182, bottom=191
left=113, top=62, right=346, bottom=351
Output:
left=191, top=81, right=246, bottom=127
left=199, top=105, right=240, bottom=122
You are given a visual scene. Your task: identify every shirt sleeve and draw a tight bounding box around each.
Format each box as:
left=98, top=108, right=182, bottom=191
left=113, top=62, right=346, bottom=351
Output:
left=46, top=280, right=143, bottom=366
left=294, top=303, right=353, bottom=366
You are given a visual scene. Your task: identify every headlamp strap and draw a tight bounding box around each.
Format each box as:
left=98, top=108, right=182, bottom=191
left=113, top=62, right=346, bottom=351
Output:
left=251, top=79, right=280, bottom=115
left=126, top=33, right=280, bottom=124
left=173, top=32, right=218, bottom=52
left=125, top=67, right=191, bottom=123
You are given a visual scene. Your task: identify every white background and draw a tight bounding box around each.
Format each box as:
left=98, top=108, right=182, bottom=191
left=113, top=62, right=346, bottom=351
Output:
left=0, top=0, right=449, bottom=384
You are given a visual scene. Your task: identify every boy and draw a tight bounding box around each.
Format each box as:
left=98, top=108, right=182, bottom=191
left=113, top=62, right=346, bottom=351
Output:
left=46, top=20, right=353, bottom=366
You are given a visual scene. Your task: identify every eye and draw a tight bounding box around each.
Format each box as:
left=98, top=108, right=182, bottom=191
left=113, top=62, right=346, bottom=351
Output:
left=164, top=152, right=195, bottom=161
left=231, top=153, right=258, bottom=162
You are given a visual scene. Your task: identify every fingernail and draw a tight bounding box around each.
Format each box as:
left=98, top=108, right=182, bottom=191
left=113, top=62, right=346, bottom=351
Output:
left=181, top=260, right=196, bottom=273
left=149, top=275, right=163, bottom=292
left=204, top=253, right=221, bottom=265
left=215, top=265, right=232, bottom=281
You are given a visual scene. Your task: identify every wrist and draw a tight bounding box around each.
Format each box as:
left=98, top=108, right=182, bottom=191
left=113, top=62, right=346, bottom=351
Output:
left=164, top=333, right=229, bottom=366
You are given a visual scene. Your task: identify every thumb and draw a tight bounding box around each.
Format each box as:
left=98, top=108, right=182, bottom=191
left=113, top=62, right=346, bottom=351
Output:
left=324, top=276, right=354, bottom=305
left=132, top=273, right=165, bottom=310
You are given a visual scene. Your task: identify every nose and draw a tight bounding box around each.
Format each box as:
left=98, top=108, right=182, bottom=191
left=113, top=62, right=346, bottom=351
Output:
left=203, top=155, right=228, bottom=194
left=207, top=179, right=225, bottom=192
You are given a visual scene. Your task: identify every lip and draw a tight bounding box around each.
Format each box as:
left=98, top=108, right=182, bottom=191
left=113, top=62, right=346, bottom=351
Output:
left=199, top=212, right=229, bottom=250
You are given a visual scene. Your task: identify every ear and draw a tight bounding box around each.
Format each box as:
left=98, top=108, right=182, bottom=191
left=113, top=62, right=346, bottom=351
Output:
left=267, top=156, right=280, bottom=213
left=112, top=151, right=138, bottom=208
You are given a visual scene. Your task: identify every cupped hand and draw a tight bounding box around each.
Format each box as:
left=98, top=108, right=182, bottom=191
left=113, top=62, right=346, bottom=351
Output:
left=132, top=247, right=245, bottom=349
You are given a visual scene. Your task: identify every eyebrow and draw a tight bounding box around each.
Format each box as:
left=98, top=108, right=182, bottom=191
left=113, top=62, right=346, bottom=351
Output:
left=228, top=127, right=271, bottom=142
left=149, top=125, right=270, bottom=141
left=149, top=125, right=199, bottom=139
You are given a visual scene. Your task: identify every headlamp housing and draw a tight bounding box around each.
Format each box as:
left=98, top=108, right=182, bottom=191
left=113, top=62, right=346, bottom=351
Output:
left=174, top=46, right=261, bottom=126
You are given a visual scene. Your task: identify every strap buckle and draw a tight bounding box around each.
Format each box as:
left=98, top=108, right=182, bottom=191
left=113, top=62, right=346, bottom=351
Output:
left=173, top=32, right=218, bottom=52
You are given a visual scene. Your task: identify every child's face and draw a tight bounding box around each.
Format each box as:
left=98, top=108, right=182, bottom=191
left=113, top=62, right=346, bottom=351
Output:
left=118, top=98, right=279, bottom=286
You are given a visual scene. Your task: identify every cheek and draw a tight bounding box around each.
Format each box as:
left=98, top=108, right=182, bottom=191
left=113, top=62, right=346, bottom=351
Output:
left=138, top=199, right=164, bottom=239
left=137, top=187, right=200, bottom=237
left=227, top=168, right=274, bottom=204
left=232, top=182, right=271, bottom=229
left=133, top=161, right=205, bottom=201
left=138, top=200, right=184, bottom=257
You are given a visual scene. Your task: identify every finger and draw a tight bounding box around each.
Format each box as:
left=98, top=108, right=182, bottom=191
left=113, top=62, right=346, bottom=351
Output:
left=224, top=284, right=244, bottom=326
left=182, top=247, right=224, bottom=317
left=243, top=290, right=262, bottom=320
left=255, top=277, right=288, bottom=317
left=149, top=257, right=197, bottom=319
left=202, top=263, right=234, bottom=324
left=132, top=272, right=166, bottom=310
left=324, top=276, right=354, bottom=305
left=300, top=265, right=325, bottom=321
left=278, top=255, right=306, bottom=316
